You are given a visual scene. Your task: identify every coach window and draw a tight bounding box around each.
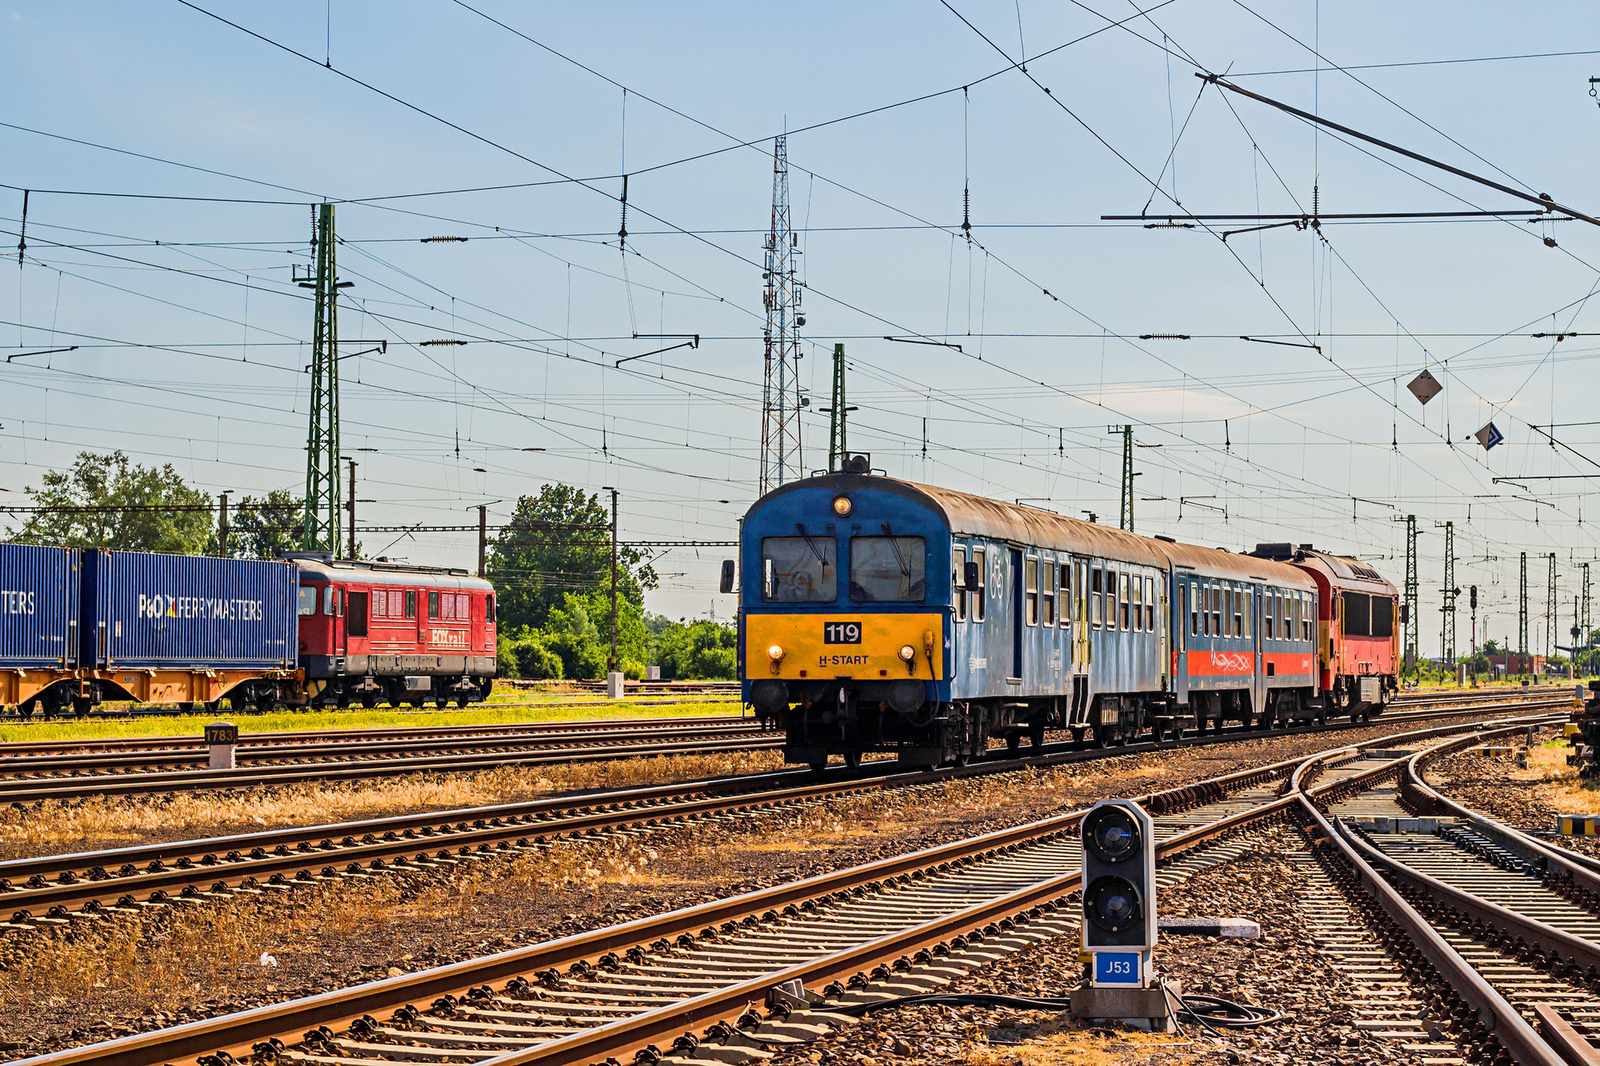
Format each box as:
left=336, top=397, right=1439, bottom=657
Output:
left=1060, top=564, right=1072, bottom=627
left=1117, top=572, right=1129, bottom=630
left=1265, top=593, right=1275, bottom=641
left=762, top=536, right=838, bottom=603
left=1211, top=586, right=1222, bottom=636
left=298, top=586, right=319, bottom=616
left=1106, top=569, right=1119, bottom=630
left=850, top=535, right=926, bottom=602
left=1145, top=576, right=1156, bottom=631
left=1024, top=557, right=1039, bottom=625
left=1041, top=560, right=1056, bottom=626
left=1189, top=582, right=1200, bottom=636
left=1129, top=574, right=1142, bottom=632
left=952, top=544, right=967, bottom=622
left=971, top=547, right=986, bottom=621
left=1232, top=589, right=1243, bottom=637
left=1304, top=595, right=1313, bottom=641
left=1091, top=568, right=1104, bottom=628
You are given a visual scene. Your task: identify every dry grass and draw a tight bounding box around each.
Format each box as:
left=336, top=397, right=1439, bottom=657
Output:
left=0, top=749, right=789, bottom=859
left=1490, top=738, right=1600, bottom=813
left=0, top=700, right=742, bottom=745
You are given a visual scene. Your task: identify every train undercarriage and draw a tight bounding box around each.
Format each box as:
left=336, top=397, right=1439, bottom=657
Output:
left=768, top=678, right=1389, bottom=770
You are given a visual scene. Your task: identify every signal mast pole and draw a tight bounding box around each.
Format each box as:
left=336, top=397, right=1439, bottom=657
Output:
left=302, top=203, right=342, bottom=553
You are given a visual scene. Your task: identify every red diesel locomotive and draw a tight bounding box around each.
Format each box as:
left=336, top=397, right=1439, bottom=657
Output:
left=291, top=553, right=497, bottom=709
left=1250, top=544, right=1399, bottom=718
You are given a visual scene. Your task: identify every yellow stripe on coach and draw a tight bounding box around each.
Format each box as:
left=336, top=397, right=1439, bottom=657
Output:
left=744, top=612, right=945, bottom=682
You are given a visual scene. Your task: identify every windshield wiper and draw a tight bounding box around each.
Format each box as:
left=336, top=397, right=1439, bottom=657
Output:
left=881, top=523, right=913, bottom=578
left=795, top=524, right=831, bottom=567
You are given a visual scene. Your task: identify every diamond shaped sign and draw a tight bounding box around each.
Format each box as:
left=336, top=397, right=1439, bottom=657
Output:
left=1475, top=422, right=1504, bottom=451
left=1407, top=368, right=1442, bottom=406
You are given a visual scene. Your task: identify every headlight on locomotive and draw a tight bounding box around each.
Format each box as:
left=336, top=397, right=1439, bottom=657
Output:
left=768, top=644, right=785, bottom=661
left=898, top=644, right=916, bottom=662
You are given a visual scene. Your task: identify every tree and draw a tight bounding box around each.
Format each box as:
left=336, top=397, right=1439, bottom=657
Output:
left=486, top=484, right=656, bottom=632
left=9, top=450, right=214, bottom=553
left=229, top=488, right=304, bottom=560
left=652, top=618, right=737, bottom=680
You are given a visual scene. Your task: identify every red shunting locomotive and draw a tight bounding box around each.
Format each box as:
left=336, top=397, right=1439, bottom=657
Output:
left=291, top=553, right=497, bottom=709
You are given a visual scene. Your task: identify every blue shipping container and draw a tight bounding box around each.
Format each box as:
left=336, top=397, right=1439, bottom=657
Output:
left=0, top=543, right=79, bottom=668
left=83, top=550, right=295, bottom=669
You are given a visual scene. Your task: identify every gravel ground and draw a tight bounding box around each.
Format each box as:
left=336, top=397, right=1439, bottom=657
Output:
left=0, top=712, right=1520, bottom=1057
left=1427, top=729, right=1600, bottom=859
left=761, top=825, right=1457, bottom=1066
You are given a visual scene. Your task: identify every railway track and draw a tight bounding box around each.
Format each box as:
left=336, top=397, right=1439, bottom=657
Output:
left=2, top=704, right=1581, bottom=1066
left=0, top=697, right=1567, bottom=932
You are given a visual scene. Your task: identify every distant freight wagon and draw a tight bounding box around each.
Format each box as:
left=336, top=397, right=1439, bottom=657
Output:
left=0, top=544, right=496, bottom=716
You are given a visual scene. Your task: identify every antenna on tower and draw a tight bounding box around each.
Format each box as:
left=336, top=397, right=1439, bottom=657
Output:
left=759, top=135, right=805, bottom=494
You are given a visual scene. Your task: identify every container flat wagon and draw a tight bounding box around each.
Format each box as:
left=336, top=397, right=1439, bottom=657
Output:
left=0, top=544, right=82, bottom=712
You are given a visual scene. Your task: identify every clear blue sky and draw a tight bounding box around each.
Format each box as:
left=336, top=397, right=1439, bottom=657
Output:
left=2, top=1, right=1599, bottom=646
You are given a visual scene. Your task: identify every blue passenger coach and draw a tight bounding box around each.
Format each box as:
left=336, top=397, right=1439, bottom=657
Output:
left=738, top=463, right=1328, bottom=768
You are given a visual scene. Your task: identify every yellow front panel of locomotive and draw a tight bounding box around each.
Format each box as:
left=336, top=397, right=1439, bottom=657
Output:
left=744, top=612, right=944, bottom=681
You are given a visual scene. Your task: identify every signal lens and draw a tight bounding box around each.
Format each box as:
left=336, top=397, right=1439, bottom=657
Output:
left=768, top=644, right=785, bottom=662
left=898, top=644, right=916, bottom=662
left=833, top=496, right=852, bottom=516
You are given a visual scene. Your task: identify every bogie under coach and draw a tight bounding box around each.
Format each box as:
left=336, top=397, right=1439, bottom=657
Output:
left=738, top=462, right=1398, bottom=768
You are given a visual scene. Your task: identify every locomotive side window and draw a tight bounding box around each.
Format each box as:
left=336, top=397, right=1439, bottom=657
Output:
left=1024, top=557, right=1039, bottom=626
left=971, top=547, right=986, bottom=621
left=298, top=586, right=320, bottom=616
left=762, top=536, right=838, bottom=603
left=486, top=594, right=495, bottom=622
left=323, top=586, right=336, bottom=616
left=428, top=591, right=440, bottom=619
left=458, top=593, right=470, bottom=620
left=347, top=592, right=369, bottom=638
left=405, top=590, right=417, bottom=619
left=952, top=543, right=967, bottom=622
left=372, top=591, right=387, bottom=619
left=849, top=536, right=926, bottom=602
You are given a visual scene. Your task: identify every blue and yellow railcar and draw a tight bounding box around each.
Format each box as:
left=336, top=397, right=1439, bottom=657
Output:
left=738, top=466, right=1341, bottom=768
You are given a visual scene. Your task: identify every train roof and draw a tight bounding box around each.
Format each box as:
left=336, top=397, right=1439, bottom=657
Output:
left=1251, top=544, right=1397, bottom=595
left=754, top=473, right=1315, bottom=590
left=287, top=553, right=494, bottom=592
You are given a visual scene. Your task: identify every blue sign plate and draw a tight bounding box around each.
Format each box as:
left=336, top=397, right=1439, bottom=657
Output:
left=1093, top=951, right=1141, bottom=986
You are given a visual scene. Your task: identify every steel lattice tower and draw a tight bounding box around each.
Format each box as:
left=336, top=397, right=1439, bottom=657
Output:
left=302, top=203, right=342, bottom=553
left=1114, top=425, right=1134, bottom=532
left=758, top=136, right=804, bottom=494
left=828, top=344, right=847, bottom=471
left=1584, top=562, right=1592, bottom=650
left=1519, top=551, right=1529, bottom=657
left=1403, top=515, right=1418, bottom=678
left=1441, top=520, right=1456, bottom=665
left=1548, top=553, right=1558, bottom=658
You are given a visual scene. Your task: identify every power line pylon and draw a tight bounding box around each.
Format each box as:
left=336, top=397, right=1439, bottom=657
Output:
left=301, top=203, right=341, bottom=554
left=1519, top=551, right=1529, bottom=659
left=1440, top=520, right=1457, bottom=665
left=827, top=343, right=847, bottom=472
left=1549, top=552, right=1558, bottom=658
left=1108, top=424, right=1134, bottom=532
left=1584, top=561, right=1592, bottom=651
left=758, top=135, right=804, bottom=494
left=1403, top=515, right=1418, bottom=680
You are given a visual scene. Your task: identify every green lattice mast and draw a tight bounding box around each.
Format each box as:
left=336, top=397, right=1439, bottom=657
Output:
left=302, top=203, right=342, bottom=553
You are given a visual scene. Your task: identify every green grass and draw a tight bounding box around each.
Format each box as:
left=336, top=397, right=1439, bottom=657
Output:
left=0, top=699, right=746, bottom=744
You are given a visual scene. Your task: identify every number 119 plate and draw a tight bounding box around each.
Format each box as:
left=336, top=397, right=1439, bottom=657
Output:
left=823, top=622, right=862, bottom=644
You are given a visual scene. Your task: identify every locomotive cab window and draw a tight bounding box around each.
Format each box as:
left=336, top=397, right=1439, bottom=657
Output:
left=1372, top=596, right=1394, bottom=638
left=849, top=536, right=926, bottom=602
left=762, top=536, right=838, bottom=603
left=298, top=586, right=320, bottom=617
